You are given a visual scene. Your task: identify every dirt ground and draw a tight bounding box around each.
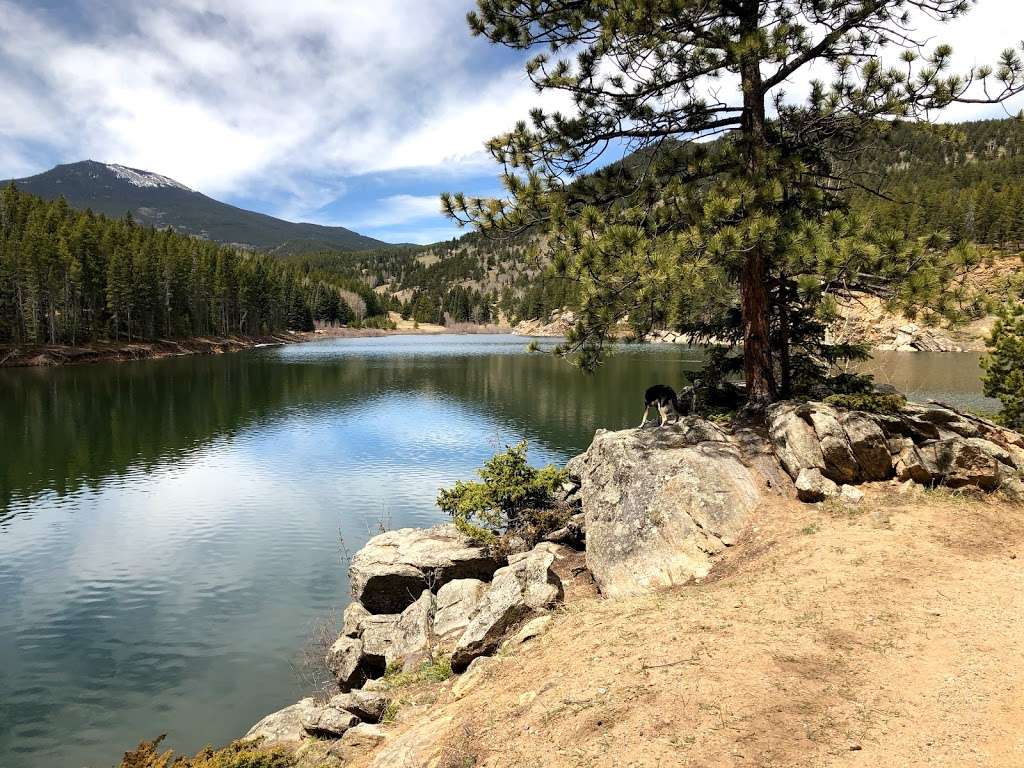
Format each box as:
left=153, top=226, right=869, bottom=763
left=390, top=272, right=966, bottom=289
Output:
left=355, top=485, right=1024, bottom=768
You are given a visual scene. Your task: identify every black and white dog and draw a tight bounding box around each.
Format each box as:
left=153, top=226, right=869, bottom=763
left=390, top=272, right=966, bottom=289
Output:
left=639, top=384, right=683, bottom=428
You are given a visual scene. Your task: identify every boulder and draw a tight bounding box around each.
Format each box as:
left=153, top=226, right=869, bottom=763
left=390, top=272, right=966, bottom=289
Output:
left=840, top=411, right=894, bottom=481
left=383, top=590, right=434, bottom=670
left=245, top=698, right=320, bottom=745
left=795, top=468, right=839, bottom=503
left=808, top=405, right=860, bottom=483
left=572, top=424, right=761, bottom=598
left=451, top=549, right=563, bottom=671
left=301, top=706, right=360, bottom=739
left=349, top=525, right=504, bottom=614
left=840, top=484, right=865, bottom=504
left=500, top=615, right=553, bottom=651
left=325, top=690, right=389, bottom=723
left=768, top=403, right=826, bottom=479
left=893, top=440, right=937, bottom=484
left=507, top=548, right=563, bottom=609
left=927, top=438, right=1003, bottom=491
left=341, top=602, right=371, bottom=638
left=355, top=612, right=403, bottom=660
left=327, top=635, right=381, bottom=692
left=531, top=541, right=599, bottom=602
left=433, top=579, right=488, bottom=640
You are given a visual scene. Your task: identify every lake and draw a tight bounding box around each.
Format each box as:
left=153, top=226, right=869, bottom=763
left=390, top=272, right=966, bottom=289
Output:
left=0, top=335, right=997, bottom=768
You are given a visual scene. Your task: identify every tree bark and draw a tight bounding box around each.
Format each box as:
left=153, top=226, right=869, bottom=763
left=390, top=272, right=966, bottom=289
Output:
left=739, top=5, right=777, bottom=408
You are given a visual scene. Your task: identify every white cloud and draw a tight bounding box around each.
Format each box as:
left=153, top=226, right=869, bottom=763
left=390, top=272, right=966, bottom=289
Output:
left=0, top=0, right=566, bottom=217
left=351, top=194, right=444, bottom=228
left=1, top=0, right=1021, bottom=227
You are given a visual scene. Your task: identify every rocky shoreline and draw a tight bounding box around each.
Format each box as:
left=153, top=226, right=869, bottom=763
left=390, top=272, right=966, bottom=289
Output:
left=239, top=398, right=1023, bottom=767
left=514, top=307, right=992, bottom=353
left=0, top=332, right=312, bottom=367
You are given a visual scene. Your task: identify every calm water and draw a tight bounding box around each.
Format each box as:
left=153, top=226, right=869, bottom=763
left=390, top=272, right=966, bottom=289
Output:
left=0, top=336, right=995, bottom=768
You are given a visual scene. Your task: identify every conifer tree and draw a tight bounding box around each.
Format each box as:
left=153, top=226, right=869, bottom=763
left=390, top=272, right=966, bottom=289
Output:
left=445, top=0, right=1024, bottom=406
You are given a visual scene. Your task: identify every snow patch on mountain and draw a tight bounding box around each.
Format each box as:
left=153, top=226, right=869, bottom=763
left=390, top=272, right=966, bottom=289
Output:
left=106, top=164, right=192, bottom=191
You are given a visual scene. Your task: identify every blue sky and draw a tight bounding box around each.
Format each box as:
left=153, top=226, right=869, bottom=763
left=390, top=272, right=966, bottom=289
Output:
left=1, top=0, right=1022, bottom=245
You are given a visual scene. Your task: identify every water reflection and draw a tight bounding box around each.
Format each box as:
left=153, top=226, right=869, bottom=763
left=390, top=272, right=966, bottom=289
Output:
left=0, top=337, right=994, bottom=768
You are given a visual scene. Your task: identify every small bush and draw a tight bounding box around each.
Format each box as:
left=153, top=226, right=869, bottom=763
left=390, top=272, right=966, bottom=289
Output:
left=355, top=315, right=398, bottom=330
left=119, top=736, right=294, bottom=768
left=437, top=441, right=568, bottom=544
left=982, top=302, right=1024, bottom=429
left=824, top=392, right=907, bottom=414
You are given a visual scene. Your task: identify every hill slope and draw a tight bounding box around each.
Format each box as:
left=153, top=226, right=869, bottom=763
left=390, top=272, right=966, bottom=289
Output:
left=4, top=161, right=386, bottom=252
left=293, top=117, right=1024, bottom=326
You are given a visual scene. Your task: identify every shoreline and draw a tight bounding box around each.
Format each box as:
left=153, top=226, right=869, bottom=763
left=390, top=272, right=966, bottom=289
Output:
left=0, top=323, right=516, bottom=369
left=0, top=318, right=989, bottom=369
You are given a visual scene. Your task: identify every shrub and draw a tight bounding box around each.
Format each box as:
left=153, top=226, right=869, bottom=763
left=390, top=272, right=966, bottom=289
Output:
left=824, top=392, right=907, bottom=414
left=982, top=303, right=1024, bottom=429
left=436, top=441, right=568, bottom=544
left=355, top=314, right=397, bottom=330
left=119, top=736, right=294, bottom=768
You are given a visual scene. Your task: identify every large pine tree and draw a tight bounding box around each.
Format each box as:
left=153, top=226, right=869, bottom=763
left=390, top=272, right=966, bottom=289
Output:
left=445, top=0, right=1024, bottom=407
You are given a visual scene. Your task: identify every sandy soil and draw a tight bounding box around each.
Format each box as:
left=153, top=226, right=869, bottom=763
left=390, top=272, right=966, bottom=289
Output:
left=356, top=485, right=1024, bottom=768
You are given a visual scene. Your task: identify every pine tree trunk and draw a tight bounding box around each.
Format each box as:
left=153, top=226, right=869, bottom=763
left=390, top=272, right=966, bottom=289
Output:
left=739, top=15, right=778, bottom=409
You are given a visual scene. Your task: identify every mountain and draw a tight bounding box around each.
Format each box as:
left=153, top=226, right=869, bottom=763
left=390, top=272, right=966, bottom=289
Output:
left=3, top=160, right=386, bottom=252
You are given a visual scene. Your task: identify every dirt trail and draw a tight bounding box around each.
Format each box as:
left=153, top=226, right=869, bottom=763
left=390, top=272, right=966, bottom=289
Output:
left=357, top=486, right=1024, bottom=768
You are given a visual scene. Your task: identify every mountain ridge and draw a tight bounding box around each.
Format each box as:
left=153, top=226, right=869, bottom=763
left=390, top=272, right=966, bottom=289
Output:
left=2, top=160, right=387, bottom=253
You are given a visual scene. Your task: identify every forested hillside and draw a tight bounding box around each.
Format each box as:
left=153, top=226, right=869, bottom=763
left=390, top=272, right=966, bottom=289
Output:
left=0, top=185, right=370, bottom=347
left=4, top=161, right=386, bottom=253
left=290, top=117, right=1024, bottom=328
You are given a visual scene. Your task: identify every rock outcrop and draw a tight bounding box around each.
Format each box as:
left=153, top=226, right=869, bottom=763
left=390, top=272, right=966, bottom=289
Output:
left=328, top=523, right=573, bottom=691
left=348, top=525, right=504, bottom=614
left=569, top=420, right=762, bottom=597
left=451, top=547, right=563, bottom=671
left=769, top=401, right=1024, bottom=497
left=245, top=698, right=321, bottom=745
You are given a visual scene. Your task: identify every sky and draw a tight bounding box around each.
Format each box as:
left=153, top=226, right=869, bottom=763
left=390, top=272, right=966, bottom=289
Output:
left=1, top=0, right=1023, bottom=245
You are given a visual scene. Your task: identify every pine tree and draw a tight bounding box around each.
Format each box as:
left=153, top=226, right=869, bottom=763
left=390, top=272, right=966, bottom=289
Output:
left=445, top=0, right=1024, bottom=407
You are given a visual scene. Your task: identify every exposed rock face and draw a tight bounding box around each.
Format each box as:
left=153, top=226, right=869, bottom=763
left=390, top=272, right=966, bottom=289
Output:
left=433, top=579, right=489, bottom=640
left=769, top=400, right=1024, bottom=497
left=301, top=706, right=360, bottom=738
left=322, top=690, right=389, bottom=724
left=326, top=635, right=380, bottom=692
left=532, top=541, right=600, bottom=602
left=570, top=421, right=762, bottom=598
left=245, top=698, right=320, bottom=745
left=795, top=468, right=839, bottom=503
left=451, top=548, right=563, bottom=671
left=840, top=411, right=893, bottom=481
left=348, top=525, right=504, bottom=614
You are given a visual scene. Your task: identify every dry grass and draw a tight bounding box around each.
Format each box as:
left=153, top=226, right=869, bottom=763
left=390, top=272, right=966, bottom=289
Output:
left=351, top=486, right=1024, bottom=768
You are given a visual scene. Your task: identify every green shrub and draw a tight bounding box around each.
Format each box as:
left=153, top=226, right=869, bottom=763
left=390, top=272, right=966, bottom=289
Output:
left=824, top=392, right=907, bottom=414
left=436, top=441, right=568, bottom=544
left=119, top=736, right=294, bottom=768
left=355, top=314, right=398, bottom=330
left=982, top=303, right=1024, bottom=429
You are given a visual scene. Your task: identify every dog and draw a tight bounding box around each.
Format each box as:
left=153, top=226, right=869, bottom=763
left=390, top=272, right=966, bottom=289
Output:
left=639, top=384, right=683, bottom=428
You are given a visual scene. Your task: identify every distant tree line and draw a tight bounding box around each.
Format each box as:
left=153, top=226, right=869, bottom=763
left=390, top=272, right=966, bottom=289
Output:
left=0, top=185, right=367, bottom=346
